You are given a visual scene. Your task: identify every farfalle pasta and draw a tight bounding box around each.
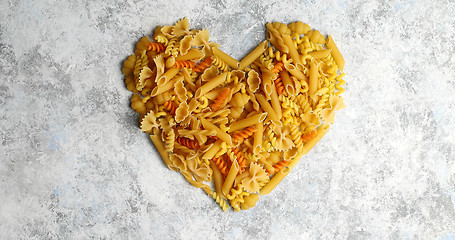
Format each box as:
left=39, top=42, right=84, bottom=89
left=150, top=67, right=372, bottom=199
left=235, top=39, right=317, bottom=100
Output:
left=122, top=18, right=346, bottom=212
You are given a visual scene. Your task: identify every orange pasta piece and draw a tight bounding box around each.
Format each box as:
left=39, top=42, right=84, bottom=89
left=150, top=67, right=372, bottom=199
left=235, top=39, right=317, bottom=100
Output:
left=211, top=88, right=231, bottom=111
left=233, top=148, right=246, bottom=173
left=273, top=77, right=285, bottom=95
left=271, top=61, right=284, bottom=74
left=193, top=57, right=213, bottom=73
left=231, top=126, right=256, bottom=145
left=174, top=60, right=195, bottom=69
left=272, top=160, right=289, bottom=173
left=176, top=136, right=200, bottom=149
left=212, top=156, right=229, bottom=177
left=163, top=100, right=177, bottom=115
left=147, top=42, right=166, bottom=52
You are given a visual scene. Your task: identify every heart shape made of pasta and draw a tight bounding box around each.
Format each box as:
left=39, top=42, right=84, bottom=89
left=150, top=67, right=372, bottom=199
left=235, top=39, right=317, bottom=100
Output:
left=122, top=18, right=346, bottom=212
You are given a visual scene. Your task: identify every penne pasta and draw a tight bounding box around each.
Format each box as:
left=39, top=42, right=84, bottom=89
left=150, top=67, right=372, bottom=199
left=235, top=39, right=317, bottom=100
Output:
left=260, top=168, right=290, bottom=195
left=200, top=117, right=232, bottom=145
left=238, top=40, right=268, bottom=70
left=282, top=34, right=302, bottom=66
left=253, top=122, right=263, bottom=155
left=157, top=67, right=180, bottom=86
left=269, top=84, right=282, bottom=119
left=151, top=75, right=183, bottom=96
left=222, top=159, right=239, bottom=196
left=228, top=112, right=267, bottom=132
left=195, top=72, right=227, bottom=98
left=210, top=161, right=225, bottom=198
left=284, top=63, right=307, bottom=82
left=309, top=59, right=318, bottom=101
left=308, top=49, right=332, bottom=59
left=326, top=35, right=345, bottom=71
left=212, top=47, right=239, bottom=69
left=255, top=94, right=279, bottom=122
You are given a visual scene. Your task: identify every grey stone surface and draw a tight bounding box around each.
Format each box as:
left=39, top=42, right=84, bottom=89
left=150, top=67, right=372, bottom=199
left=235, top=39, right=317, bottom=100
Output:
left=1, top=0, right=455, bottom=239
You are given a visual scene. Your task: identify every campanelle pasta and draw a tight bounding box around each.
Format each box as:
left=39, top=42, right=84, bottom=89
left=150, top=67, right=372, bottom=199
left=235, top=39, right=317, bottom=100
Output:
left=123, top=18, right=346, bottom=212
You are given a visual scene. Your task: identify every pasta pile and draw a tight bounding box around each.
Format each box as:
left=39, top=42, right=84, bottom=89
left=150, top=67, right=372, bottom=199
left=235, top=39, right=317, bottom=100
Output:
left=122, top=18, right=346, bottom=212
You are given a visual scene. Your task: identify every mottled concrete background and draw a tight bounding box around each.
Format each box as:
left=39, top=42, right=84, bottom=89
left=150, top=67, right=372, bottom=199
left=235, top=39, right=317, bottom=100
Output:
left=1, top=0, right=454, bottom=239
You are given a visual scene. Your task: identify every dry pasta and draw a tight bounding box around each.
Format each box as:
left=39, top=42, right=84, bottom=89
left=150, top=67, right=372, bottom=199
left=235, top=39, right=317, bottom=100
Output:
left=123, top=18, right=346, bottom=212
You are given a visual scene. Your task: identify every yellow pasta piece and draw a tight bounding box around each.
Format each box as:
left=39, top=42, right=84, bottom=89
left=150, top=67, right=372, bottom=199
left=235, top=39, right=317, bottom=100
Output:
left=228, top=112, right=267, bottom=132
left=212, top=47, right=239, bottom=69
left=157, top=67, right=180, bottom=86
left=238, top=40, right=268, bottom=70
left=282, top=34, right=302, bottom=66
left=222, top=159, right=239, bottom=196
left=326, top=35, right=345, bottom=71
left=200, top=117, right=232, bottom=145
left=255, top=94, right=279, bottom=122
left=195, top=72, right=227, bottom=98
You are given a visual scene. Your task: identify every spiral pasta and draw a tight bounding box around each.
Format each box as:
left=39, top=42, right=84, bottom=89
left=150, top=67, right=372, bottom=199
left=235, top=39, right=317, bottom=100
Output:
left=272, top=160, right=289, bottom=173
left=212, top=156, right=229, bottom=177
left=176, top=136, right=200, bottom=149
left=313, top=93, right=330, bottom=116
left=230, top=191, right=250, bottom=212
left=164, top=129, right=175, bottom=153
left=165, top=38, right=179, bottom=57
left=226, top=183, right=243, bottom=200
left=258, top=53, right=274, bottom=70
left=270, top=61, right=284, bottom=74
left=335, top=72, right=346, bottom=96
left=174, top=60, right=195, bottom=69
left=163, top=100, right=177, bottom=115
left=289, top=125, right=303, bottom=150
left=211, top=192, right=229, bottom=211
left=147, top=42, right=166, bottom=52
left=211, top=88, right=231, bottom=111
left=211, top=56, right=230, bottom=72
left=266, top=47, right=291, bottom=64
left=231, top=126, right=256, bottom=145
left=232, top=147, right=246, bottom=173
left=193, top=57, right=213, bottom=73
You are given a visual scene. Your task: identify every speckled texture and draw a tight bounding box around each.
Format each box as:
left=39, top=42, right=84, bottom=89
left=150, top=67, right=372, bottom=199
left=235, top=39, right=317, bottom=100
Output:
left=1, top=0, right=454, bottom=239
